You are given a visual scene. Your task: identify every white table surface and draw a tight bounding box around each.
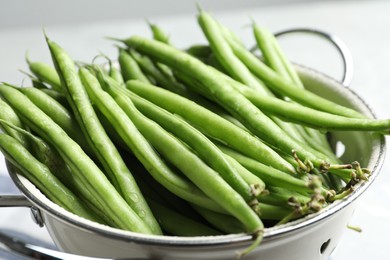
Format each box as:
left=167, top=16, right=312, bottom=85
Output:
left=1, top=0, right=390, bottom=259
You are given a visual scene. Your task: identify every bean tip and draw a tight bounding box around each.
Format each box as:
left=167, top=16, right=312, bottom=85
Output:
left=195, top=2, right=204, bottom=13
left=105, top=36, right=124, bottom=43
left=42, top=27, right=50, bottom=43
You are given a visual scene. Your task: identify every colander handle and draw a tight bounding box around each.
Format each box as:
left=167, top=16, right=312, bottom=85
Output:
left=0, top=194, right=31, bottom=207
left=273, top=27, right=354, bottom=87
left=0, top=162, right=44, bottom=227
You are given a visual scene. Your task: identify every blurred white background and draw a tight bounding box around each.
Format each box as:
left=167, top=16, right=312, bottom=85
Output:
left=1, top=0, right=389, bottom=259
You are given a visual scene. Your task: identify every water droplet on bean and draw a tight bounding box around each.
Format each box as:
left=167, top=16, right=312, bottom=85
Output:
left=130, top=193, right=139, bottom=203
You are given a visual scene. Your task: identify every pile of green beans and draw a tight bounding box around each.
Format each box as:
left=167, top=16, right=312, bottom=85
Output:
left=0, top=9, right=386, bottom=257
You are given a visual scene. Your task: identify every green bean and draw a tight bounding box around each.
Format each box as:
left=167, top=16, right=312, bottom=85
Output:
left=38, top=88, right=69, bottom=106
left=77, top=68, right=162, bottom=235
left=129, top=159, right=201, bottom=219
left=118, top=49, right=150, bottom=83
left=221, top=153, right=266, bottom=195
left=258, top=186, right=311, bottom=207
left=186, top=44, right=212, bottom=60
left=105, top=80, right=262, bottom=203
left=217, top=144, right=313, bottom=194
left=127, top=46, right=241, bottom=128
left=104, top=80, right=264, bottom=233
left=103, top=57, right=125, bottom=84
left=253, top=24, right=292, bottom=83
left=123, top=36, right=355, bottom=174
left=223, top=32, right=365, bottom=119
left=26, top=56, right=62, bottom=91
left=83, top=70, right=226, bottom=214
left=258, top=25, right=303, bottom=89
left=198, top=11, right=270, bottom=95
left=191, top=15, right=300, bottom=142
left=109, top=65, right=124, bottom=84
left=16, top=86, right=93, bottom=153
left=0, top=118, right=108, bottom=224
left=148, top=22, right=170, bottom=44
left=191, top=204, right=245, bottom=234
left=0, top=99, right=28, bottom=148
left=129, top=49, right=187, bottom=94
left=0, top=133, right=97, bottom=222
left=251, top=24, right=346, bottom=164
left=126, top=80, right=295, bottom=174
left=148, top=199, right=222, bottom=236
left=0, top=85, right=148, bottom=232
left=175, top=64, right=325, bottom=151
left=237, top=86, right=390, bottom=132
left=4, top=41, right=154, bottom=234
left=259, top=203, right=292, bottom=220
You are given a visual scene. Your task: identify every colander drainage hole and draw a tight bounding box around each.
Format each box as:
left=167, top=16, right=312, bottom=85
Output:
left=320, top=239, right=331, bottom=254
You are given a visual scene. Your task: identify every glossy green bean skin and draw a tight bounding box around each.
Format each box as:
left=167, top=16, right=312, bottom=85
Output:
left=1, top=83, right=151, bottom=233
left=77, top=68, right=162, bottom=235
left=0, top=119, right=108, bottom=224
left=126, top=80, right=295, bottom=174
left=239, top=86, right=390, bottom=132
left=198, top=11, right=269, bottom=95
left=105, top=81, right=259, bottom=203
left=18, top=87, right=93, bottom=153
left=26, top=58, right=62, bottom=91
left=106, top=82, right=264, bottom=233
left=87, top=70, right=226, bottom=213
left=149, top=23, right=170, bottom=44
left=0, top=99, right=29, bottom=148
left=223, top=32, right=365, bottom=119
left=217, top=144, right=313, bottom=194
left=118, top=49, right=150, bottom=83
left=129, top=49, right=187, bottom=94
left=124, top=37, right=345, bottom=169
left=253, top=24, right=293, bottom=84
left=0, top=133, right=97, bottom=221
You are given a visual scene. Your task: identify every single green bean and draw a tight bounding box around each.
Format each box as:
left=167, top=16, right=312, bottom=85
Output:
left=186, top=44, right=212, bottom=60
left=26, top=56, right=62, bottom=91
left=118, top=49, right=150, bottom=83
left=148, top=22, right=170, bottom=44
